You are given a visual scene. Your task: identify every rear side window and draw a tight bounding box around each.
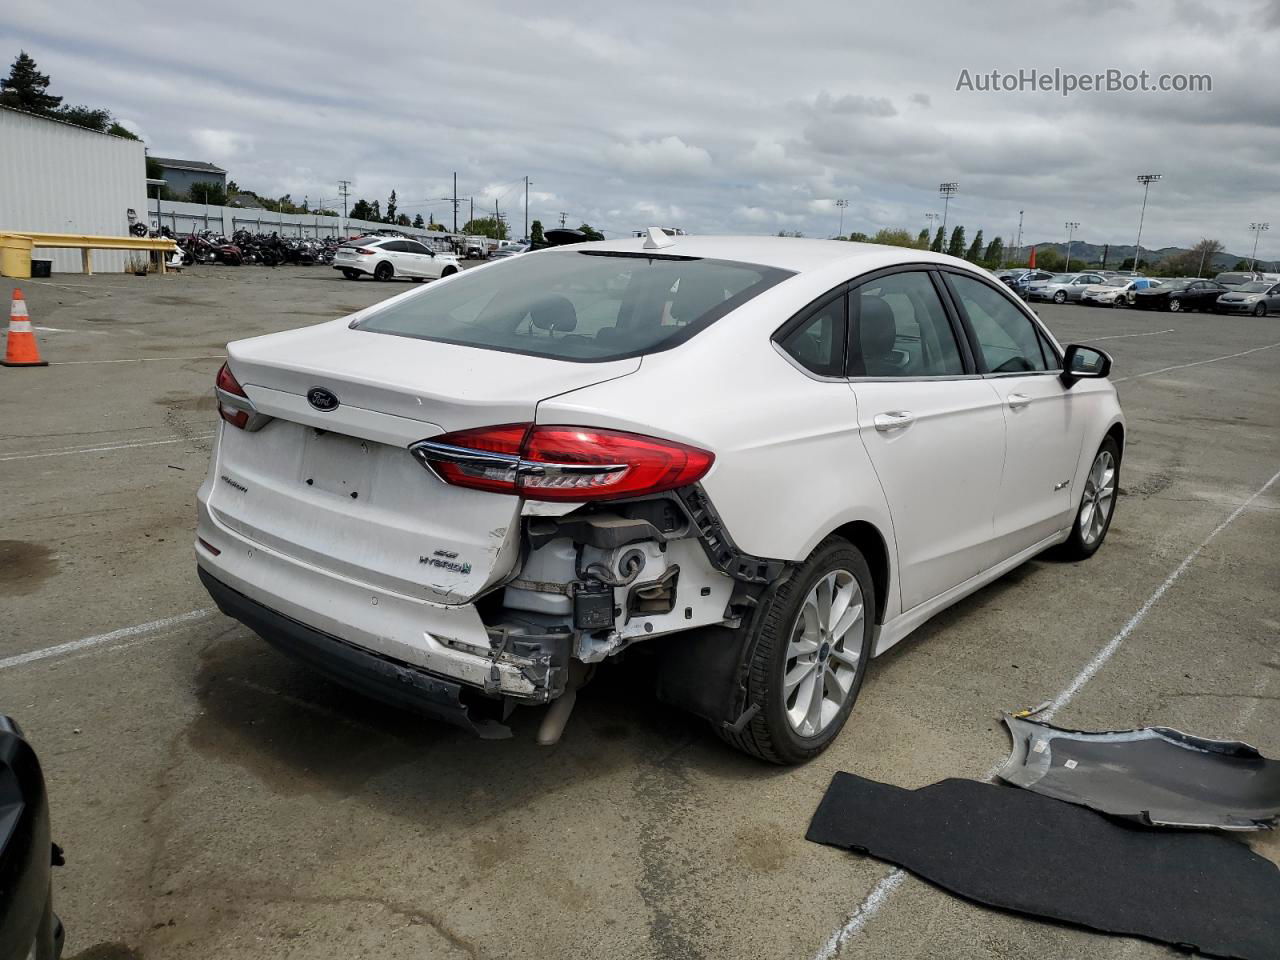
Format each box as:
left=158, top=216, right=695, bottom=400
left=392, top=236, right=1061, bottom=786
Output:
left=850, top=271, right=965, bottom=377
left=354, top=250, right=791, bottom=361
left=948, top=274, right=1049, bottom=373
left=777, top=294, right=845, bottom=377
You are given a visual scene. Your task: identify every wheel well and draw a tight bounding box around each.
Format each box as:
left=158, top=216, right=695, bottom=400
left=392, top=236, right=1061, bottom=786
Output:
left=1106, top=422, right=1125, bottom=460
left=442, top=266, right=457, bottom=276
left=830, top=521, right=889, bottom=624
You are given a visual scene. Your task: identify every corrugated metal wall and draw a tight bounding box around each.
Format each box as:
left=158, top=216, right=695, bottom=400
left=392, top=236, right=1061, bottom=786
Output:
left=0, top=107, right=149, bottom=273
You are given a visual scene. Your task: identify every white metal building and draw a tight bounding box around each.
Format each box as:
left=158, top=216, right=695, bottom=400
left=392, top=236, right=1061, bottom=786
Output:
left=0, top=105, right=149, bottom=273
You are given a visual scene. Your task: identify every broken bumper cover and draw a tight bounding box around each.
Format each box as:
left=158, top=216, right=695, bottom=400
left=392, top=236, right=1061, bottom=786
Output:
left=199, top=568, right=513, bottom=738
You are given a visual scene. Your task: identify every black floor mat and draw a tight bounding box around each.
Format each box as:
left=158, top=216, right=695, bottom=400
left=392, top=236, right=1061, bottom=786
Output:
left=807, top=773, right=1280, bottom=959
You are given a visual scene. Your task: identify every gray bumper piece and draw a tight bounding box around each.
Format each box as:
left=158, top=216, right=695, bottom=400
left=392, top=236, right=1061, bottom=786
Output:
left=997, top=714, right=1280, bottom=830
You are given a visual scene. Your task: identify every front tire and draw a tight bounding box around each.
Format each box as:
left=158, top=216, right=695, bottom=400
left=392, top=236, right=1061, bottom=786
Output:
left=441, top=266, right=458, bottom=277
left=1054, top=437, right=1120, bottom=561
left=718, top=537, right=875, bottom=764
left=1255, top=303, right=1268, bottom=317
left=342, top=269, right=359, bottom=280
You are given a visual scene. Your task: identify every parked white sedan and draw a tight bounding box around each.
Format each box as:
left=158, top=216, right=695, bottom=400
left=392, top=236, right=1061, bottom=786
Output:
left=199, top=231, right=1124, bottom=763
left=333, top=235, right=461, bottom=282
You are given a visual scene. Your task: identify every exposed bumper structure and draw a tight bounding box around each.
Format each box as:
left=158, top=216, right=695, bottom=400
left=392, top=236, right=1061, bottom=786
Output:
left=198, top=568, right=515, bottom=738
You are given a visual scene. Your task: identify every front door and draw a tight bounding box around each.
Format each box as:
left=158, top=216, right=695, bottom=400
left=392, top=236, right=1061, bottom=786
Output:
left=944, top=272, right=1084, bottom=559
left=848, top=269, right=1006, bottom=611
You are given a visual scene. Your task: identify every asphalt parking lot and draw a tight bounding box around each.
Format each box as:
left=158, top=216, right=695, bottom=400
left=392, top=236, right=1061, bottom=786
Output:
left=2, top=265, right=1277, bottom=960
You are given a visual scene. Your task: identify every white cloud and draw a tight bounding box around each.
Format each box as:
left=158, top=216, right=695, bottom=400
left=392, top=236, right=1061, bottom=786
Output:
left=603, top=136, right=713, bottom=177
left=189, top=128, right=251, bottom=162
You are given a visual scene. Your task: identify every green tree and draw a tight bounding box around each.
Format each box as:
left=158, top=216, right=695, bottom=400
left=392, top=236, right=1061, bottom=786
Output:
left=108, top=121, right=139, bottom=140
left=983, top=236, right=1004, bottom=265
left=1160, top=238, right=1222, bottom=277
left=370, top=200, right=381, bottom=221
left=848, top=231, right=871, bottom=242
left=530, top=219, right=545, bottom=244
left=462, top=217, right=508, bottom=240
left=916, top=228, right=930, bottom=248
left=349, top=199, right=375, bottom=220
left=930, top=226, right=945, bottom=252
left=395, top=213, right=411, bottom=226
left=0, top=51, right=61, bottom=113
left=1231, top=259, right=1249, bottom=271
left=386, top=190, right=398, bottom=223
left=187, top=181, right=228, bottom=205
left=428, top=222, right=446, bottom=232
left=871, top=228, right=917, bottom=247
left=413, top=213, right=425, bottom=229
left=55, top=104, right=111, bottom=132
left=946, top=225, right=966, bottom=258
left=1035, top=248, right=1067, bottom=272
left=965, top=229, right=984, bottom=262
left=577, top=223, right=604, bottom=241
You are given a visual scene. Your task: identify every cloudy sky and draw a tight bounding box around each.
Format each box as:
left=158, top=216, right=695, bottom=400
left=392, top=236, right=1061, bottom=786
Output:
left=4, top=0, right=1278, bottom=257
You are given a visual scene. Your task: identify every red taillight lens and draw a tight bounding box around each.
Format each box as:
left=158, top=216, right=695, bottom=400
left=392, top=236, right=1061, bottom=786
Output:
left=414, top=424, right=713, bottom=502
left=215, top=361, right=250, bottom=429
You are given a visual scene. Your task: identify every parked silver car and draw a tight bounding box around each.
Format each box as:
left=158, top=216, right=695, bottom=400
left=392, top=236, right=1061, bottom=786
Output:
left=1216, top=281, right=1280, bottom=316
left=1027, top=272, right=1108, bottom=304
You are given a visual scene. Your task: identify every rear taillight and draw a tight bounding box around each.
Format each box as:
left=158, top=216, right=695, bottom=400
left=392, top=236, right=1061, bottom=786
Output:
left=215, top=362, right=250, bottom=429
left=411, top=424, right=713, bottom=502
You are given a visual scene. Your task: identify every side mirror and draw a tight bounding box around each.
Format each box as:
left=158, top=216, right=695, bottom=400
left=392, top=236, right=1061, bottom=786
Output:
left=1061, top=344, right=1112, bottom=386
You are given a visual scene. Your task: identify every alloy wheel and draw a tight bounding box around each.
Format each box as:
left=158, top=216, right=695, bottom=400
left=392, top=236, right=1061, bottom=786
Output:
left=783, top=570, right=864, bottom=737
left=1079, top=449, right=1117, bottom=546
left=1169, top=299, right=1182, bottom=312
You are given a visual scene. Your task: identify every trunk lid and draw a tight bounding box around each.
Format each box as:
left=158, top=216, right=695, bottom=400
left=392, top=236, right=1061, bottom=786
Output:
left=211, top=321, right=640, bottom=603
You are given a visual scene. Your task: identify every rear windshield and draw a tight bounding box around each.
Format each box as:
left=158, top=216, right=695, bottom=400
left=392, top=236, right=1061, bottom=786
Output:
left=353, top=250, right=792, bottom=361
left=1216, top=273, right=1252, bottom=284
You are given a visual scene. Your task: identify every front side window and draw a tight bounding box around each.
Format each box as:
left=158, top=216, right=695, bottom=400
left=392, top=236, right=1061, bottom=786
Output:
left=947, top=274, right=1050, bottom=374
left=355, top=250, right=791, bottom=361
left=850, top=271, right=965, bottom=377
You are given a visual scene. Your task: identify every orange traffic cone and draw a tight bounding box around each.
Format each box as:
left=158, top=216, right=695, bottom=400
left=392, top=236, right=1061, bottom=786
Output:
left=2, top=289, right=47, bottom=367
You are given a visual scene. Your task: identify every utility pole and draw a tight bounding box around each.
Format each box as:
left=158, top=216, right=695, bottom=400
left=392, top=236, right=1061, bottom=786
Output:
left=559, top=211, right=568, bottom=228
left=1249, top=222, right=1270, bottom=271
left=1064, top=221, right=1080, bottom=271
left=337, top=179, right=351, bottom=234
left=524, top=176, right=531, bottom=242
left=451, top=172, right=458, bottom=233
left=1133, top=174, right=1162, bottom=275
left=1015, top=210, right=1024, bottom=263
left=495, top=198, right=501, bottom=241
left=469, top=197, right=474, bottom=227
left=835, top=198, right=848, bottom=238
left=938, top=182, right=958, bottom=238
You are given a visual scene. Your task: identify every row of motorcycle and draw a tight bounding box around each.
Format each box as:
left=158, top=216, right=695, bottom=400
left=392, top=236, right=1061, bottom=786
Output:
left=163, top=228, right=341, bottom=267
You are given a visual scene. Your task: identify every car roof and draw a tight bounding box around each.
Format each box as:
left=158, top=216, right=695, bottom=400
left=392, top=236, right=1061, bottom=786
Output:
left=565, top=234, right=968, bottom=274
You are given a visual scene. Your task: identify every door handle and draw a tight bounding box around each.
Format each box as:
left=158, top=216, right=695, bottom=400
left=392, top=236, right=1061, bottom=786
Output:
left=874, top=411, right=915, bottom=432
left=1007, top=392, right=1033, bottom=410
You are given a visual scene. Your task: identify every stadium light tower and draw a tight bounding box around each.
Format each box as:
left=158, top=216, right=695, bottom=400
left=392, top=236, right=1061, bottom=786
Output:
left=924, top=212, right=940, bottom=242
left=938, top=182, right=959, bottom=237
left=835, top=199, right=849, bottom=238
left=1249, top=222, right=1270, bottom=271
left=1064, top=221, right=1080, bottom=271
left=1133, top=174, right=1162, bottom=274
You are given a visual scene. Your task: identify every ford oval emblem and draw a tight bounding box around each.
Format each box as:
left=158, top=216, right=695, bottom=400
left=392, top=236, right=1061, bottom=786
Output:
left=307, top=387, right=339, bottom=412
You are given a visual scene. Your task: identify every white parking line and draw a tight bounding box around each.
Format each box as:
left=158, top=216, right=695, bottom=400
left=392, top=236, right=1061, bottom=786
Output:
left=0, top=434, right=215, bottom=462
left=1114, top=341, right=1280, bottom=382
left=50, top=355, right=225, bottom=365
left=0, top=609, right=213, bottom=671
left=1085, top=328, right=1174, bottom=342
left=812, top=463, right=1280, bottom=960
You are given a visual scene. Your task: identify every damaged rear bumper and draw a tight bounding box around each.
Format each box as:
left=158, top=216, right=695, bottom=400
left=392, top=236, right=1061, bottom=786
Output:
left=199, top=568, right=515, bottom=738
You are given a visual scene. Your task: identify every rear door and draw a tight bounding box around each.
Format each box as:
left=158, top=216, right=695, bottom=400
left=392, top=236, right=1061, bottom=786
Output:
left=942, top=270, right=1084, bottom=559
left=847, top=268, right=1007, bottom=609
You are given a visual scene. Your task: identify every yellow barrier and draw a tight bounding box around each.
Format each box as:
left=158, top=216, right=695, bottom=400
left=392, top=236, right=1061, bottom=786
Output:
left=0, top=231, right=180, bottom=278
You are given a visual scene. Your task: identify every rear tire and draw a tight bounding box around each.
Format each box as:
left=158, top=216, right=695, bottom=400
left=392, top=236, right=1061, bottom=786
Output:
left=1053, top=290, right=1067, bottom=304
left=342, top=269, right=359, bottom=280
left=1169, top=298, right=1182, bottom=312
left=1052, top=436, right=1120, bottom=561
left=374, top=261, right=394, bottom=281
left=717, top=537, right=875, bottom=764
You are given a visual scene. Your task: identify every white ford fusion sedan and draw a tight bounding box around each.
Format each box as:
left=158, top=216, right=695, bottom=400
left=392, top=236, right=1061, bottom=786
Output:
left=196, top=230, right=1124, bottom=763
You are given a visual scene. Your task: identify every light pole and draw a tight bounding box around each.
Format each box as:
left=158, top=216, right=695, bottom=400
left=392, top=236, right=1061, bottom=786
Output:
left=1133, top=174, right=1162, bottom=274
left=1014, top=210, right=1024, bottom=265
left=1064, top=221, right=1080, bottom=272
left=835, top=199, right=849, bottom=238
left=924, top=212, right=940, bottom=245
left=1249, top=222, right=1270, bottom=272
left=938, top=182, right=958, bottom=240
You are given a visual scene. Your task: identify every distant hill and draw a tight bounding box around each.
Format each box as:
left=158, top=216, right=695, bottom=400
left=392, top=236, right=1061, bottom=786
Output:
left=1023, top=240, right=1269, bottom=272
